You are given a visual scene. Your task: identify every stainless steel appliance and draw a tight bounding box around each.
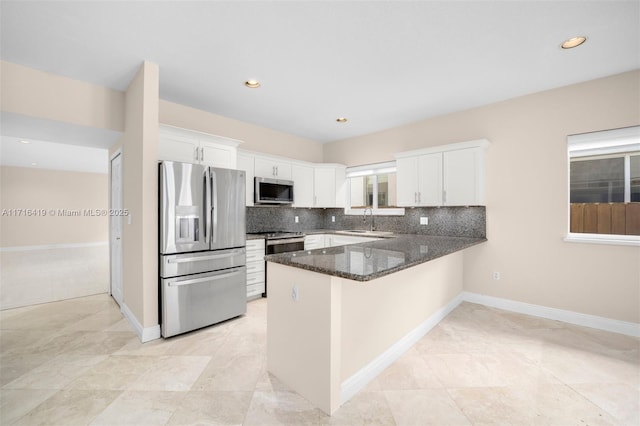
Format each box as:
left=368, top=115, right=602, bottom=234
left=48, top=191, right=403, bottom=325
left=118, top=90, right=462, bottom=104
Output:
left=265, top=232, right=305, bottom=255
left=159, top=161, right=247, bottom=338
left=254, top=177, right=294, bottom=204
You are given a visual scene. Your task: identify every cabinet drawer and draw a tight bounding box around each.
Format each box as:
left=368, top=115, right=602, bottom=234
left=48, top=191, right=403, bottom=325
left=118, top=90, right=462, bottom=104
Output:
left=246, top=261, right=265, bottom=274
left=247, top=270, right=265, bottom=286
left=246, top=239, right=266, bottom=250
left=247, top=282, right=265, bottom=298
left=246, top=251, right=265, bottom=263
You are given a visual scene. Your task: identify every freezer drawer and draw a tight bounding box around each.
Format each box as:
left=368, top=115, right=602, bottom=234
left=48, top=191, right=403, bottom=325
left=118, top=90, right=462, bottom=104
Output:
left=160, top=248, right=246, bottom=278
left=161, top=266, right=247, bottom=337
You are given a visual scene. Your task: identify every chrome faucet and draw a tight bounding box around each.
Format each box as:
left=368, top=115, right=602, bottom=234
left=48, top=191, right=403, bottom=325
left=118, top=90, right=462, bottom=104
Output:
left=363, top=207, right=375, bottom=232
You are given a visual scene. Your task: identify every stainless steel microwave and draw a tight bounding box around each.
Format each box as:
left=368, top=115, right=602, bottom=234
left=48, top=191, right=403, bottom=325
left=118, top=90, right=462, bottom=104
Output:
left=254, top=177, right=294, bottom=204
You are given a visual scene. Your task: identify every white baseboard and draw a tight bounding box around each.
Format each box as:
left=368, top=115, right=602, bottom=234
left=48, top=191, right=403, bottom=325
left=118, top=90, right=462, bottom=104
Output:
left=121, top=302, right=161, bottom=343
left=340, top=292, right=464, bottom=404
left=462, top=292, right=640, bottom=338
left=340, top=290, right=639, bottom=407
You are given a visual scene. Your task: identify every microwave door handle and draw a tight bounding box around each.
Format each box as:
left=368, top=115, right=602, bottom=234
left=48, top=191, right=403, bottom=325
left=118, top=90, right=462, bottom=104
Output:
left=204, top=168, right=211, bottom=246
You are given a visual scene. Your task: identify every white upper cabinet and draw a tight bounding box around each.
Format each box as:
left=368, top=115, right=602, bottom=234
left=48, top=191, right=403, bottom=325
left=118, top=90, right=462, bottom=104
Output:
left=158, top=125, right=242, bottom=169
left=418, top=153, right=444, bottom=205
left=236, top=152, right=255, bottom=206
left=238, top=150, right=346, bottom=208
left=292, top=164, right=314, bottom=207
left=443, top=148, right=482, bottom=206
left=254, top=157, right=292, bottom=180
left=313, top=167, right=335, bottom=207
left=395, top=139, right=489, bottom=206
left=314, top=165, right=346, bottom=208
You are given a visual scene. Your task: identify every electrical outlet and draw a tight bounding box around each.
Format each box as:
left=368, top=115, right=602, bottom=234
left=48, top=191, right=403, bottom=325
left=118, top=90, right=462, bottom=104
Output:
left=492, top=272, right=501, bottom=281
left=291, top=285, right=299, bottom=301
left=420, top=216, right=428, bottom=225
left=331, top=216, right=335, bottom=222
left=294, top=216, right=299, bottom=223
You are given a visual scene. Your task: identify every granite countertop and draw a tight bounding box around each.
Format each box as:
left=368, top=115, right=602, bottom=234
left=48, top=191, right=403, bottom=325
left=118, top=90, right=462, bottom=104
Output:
left=264, top=234, right=486, bottom=282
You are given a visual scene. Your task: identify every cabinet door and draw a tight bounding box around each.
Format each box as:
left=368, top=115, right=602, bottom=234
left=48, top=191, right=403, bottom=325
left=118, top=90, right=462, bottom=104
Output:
left=292, top=164, right=314, bottom=207
left=417, top=153, right=443, bottom=206
left=443, top=148, right=480, bottom=205
left=273, top=160, right=292, bottom=180
left=304, top=235, right=326, bottom=250
left=254, top=158, right=275, bottom=178
left=200, top=140, right=235, bottom=169
left=395, top=157, right=419, bottom=206
left=254, top=158, right=292, bottom=180
left=334, top=166, right=346, bottom=208
left=236, top=153, right=255, bottom=206
left=158, top=135, right=199, bottom=164
left=314, top=167, right=336, bottom=207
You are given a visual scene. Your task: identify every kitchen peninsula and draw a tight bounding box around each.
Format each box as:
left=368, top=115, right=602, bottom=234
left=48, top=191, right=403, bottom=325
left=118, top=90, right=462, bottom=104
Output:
left=265, top=234, right=486, bottom=415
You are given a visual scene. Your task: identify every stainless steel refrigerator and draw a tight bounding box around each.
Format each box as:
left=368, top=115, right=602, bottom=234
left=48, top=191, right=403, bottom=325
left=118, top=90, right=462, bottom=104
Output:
left=159, top=161, right=247, bottom=338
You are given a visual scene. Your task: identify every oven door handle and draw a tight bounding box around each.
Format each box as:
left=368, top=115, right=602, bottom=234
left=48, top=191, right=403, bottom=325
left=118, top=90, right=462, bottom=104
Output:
left=266, top=237, right=305, bottom=246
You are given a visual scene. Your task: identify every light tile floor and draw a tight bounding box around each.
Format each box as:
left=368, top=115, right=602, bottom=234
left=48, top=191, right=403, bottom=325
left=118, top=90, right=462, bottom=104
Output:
left=1, top=294, right=638, bottom=425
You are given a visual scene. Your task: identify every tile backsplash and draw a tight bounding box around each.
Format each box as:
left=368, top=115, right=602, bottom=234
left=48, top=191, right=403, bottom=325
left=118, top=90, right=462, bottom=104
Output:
left=247, top=206, right=486, bottom=238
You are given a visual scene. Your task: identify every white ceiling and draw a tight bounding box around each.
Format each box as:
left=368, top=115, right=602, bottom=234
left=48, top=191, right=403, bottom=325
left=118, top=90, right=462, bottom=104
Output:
left=0, top=136, right=108, bottom=174
left=1, top=1, right=639, bottom=145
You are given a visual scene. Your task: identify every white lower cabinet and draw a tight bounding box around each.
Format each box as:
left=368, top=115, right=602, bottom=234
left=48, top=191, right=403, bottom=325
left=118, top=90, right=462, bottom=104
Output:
left=328, top=235, right=382, bottom=247
left=246, top=239, right=265, bottom=298
left=304, top=233, right=381, bottom=249
left=304, top=234, right=327, bottom=250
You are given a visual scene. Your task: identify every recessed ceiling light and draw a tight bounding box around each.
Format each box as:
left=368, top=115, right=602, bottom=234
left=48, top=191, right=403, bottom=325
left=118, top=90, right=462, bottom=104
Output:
left=19, top=140, right=30, bottom=144
left=336, top=117, right=348, bottom=123
left=244, top=80, right=261, bottom=88
left=561, top=36, right=587, bottom=49
left=31, top=162, right=37, bottom=166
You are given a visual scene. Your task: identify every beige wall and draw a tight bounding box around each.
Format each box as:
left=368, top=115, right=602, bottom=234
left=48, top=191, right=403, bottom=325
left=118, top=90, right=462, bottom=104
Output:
left=324, top=70, right=640, bottom=324
left=160, top=100, right=323, bottom=163
left=119, top=61, right=159, bottom=331
left=0, top=166, right=109, bottom=309
left=267, top=251, right=464, bottom=414
left=0, top=61, right=124, bottom=132
left=0, top=166, right=108, bottom=246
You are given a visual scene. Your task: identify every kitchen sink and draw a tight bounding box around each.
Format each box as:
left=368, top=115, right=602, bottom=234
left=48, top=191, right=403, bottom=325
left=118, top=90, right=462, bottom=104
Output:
left=336, top=230, right=394, bottom=237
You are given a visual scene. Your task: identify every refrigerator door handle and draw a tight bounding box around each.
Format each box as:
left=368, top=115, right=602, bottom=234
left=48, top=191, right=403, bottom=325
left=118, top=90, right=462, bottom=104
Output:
left=211, top=171, right=218, bottom=244
left=167, top=270, right=243, bottom=287
left=167, top=250, right=244, bottom=264
left=204, top=168, right=211, bottom=245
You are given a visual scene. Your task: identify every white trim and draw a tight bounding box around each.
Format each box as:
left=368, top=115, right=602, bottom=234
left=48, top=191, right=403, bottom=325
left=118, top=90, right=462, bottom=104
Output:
left=568, top=125, right=640, bottom=151
left=462, top=292, right=640, bottom=338
left=394, top=138, right=490, bottom=159
left=0, top=241, right=108, bottom=252
left=340, top=290, right=639, bottom=406
left=340, top=293, right=463, bottom=404
left=121, top=302, right=161, bottom=343
left=564, top=233, right=640, bottom=247
left=160, top=124, right=243, bottom=148
left=345, top=161, right=396, bottom=177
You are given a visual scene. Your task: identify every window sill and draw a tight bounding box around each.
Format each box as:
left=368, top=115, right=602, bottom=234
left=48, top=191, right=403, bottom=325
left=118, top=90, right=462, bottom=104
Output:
left=564, top=233, right=640, bottom=247
left=345, top=208, right=405, bottom=216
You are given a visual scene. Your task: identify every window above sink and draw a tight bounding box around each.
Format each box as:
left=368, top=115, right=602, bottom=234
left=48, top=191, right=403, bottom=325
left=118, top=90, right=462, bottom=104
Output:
left=345, top=161, right=405, bottom=216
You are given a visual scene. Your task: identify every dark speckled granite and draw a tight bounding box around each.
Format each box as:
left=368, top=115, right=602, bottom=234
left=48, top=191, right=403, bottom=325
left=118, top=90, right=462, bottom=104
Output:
left=247, top=206, right=486, bottom=238
left=264, top=234, right=486, bottom=281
